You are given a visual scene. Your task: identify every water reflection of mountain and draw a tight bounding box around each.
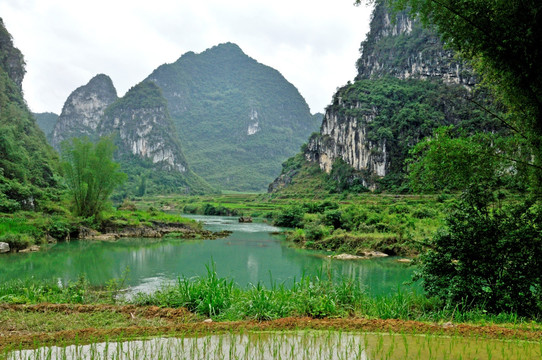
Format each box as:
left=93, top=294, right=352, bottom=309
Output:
left=0, top=215, right=417, bottom=296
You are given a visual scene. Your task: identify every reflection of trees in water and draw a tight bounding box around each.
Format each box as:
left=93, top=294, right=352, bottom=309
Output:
left=1, top=218, right=417, bottom=296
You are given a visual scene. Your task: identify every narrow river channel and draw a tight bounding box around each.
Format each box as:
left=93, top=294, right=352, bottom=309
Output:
left=0, top=215, right=416, bottom=296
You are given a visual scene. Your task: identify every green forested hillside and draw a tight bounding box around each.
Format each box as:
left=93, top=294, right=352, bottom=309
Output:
left=146, top=43, right=320, bottom=191
left=0, top=19, right=60, bottom=212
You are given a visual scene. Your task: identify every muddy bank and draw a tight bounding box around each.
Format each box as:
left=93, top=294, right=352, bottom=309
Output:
left=80, top=221, right=232, bottom=241
left=1, top=304, right=541, bottom=351
left=5, top=222, right=232, bottom=254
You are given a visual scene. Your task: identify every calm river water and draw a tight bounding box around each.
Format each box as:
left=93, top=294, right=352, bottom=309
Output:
left=0, top=215, right=417, bottom=296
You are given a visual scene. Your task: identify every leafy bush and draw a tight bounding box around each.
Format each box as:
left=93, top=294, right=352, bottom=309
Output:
left=0, top=232, right=33, bottom=250
left=411, top=207, right=437, bottom=219
left=273, top=205, right=304, bottom=228
left=322, top=209, right=342, bottom=229
left=417, top=187, right=542, bottom=316
left=304, top=222, right=331, bottom=242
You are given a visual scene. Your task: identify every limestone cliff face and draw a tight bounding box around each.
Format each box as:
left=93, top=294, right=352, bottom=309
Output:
left=306, top=107, right=386, bottom=189
left=99, top=82, right=188, bottom=173
left=51, top=74, right=118, bottom=149
left=52, top=75, right=212, bottom=194
left=303, top=3, right=474, bottom=189
left=355, top=4, right=474, bottom=86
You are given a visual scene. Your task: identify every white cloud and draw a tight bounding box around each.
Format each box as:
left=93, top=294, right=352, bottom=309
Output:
left=0, top=0, right=373, bottom=114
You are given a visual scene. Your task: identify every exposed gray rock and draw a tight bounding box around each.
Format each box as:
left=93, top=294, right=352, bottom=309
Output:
left=356, top=4, right=475, bottom=86
left=306, top=110, right=386, bottom=190
left=0, top=242, right=9, bottom=253
left=99, top=82, right=189, bottom=173
left=51, top=74, right=118, bottom=149
left=330, top=251, right=388, bottom=260
left=51, top=76, right=211, bottom=194
left=299, top=3, right=477, bottom=189
left=18, top=245, right=40, bottom=253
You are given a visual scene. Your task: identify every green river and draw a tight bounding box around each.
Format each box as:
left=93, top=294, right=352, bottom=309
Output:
left=0, top=215, right=416, bottom=296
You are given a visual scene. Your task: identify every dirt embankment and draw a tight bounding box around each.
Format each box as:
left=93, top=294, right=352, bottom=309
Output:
left=1, top=304, right=541, bottom=351
left=83, top=221, right=231, bottom=241
left=5, top=222, right=232, bottom=254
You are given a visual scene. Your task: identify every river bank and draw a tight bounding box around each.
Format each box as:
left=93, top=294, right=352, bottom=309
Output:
left=0, top=208, right=230, bottom=254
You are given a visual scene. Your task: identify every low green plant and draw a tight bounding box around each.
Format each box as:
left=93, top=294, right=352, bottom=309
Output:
left=273, top=205, right=304, bottom=228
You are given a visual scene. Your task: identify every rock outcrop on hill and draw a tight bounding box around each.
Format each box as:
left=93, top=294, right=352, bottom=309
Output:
left=51, top=74, right=118, bottom=150
left=270, top=3, right=493, bottom=192
left=51, top=76, right=212, bottom=195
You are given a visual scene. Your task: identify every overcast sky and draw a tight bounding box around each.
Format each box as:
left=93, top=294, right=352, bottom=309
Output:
left=0, top=0, right=373, bottom=114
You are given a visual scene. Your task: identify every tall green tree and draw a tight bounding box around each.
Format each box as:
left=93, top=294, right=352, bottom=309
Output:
left=61, top=136, right=126, bottom=218
left=358, top=0, right=542, bottom=193
left=407, top=126, right=529, bottom=192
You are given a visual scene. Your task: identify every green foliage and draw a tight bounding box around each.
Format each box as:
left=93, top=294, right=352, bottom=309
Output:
left=272, top=205, right=305, bottom=228
left=146, top=43, right=320, bottom=191
left=0, top=276, right=93, bottom=304
left=111, top=153, right=214, bottom=199
left=328, top=158, right=371, bottom=193
left=104, top=82, right=166, bottom=115
left=408, top=126, right=513, bottom=192
left=61, top=136, right=126, bottom=218
left=0, top=232, right=33, bottom=251
left=0, top=212, right=78, bottom=248
left=0, top=23, right=60, bottom=211
left=416, top=187, right=542, bottom=316
left=375, top=0, right=542, bottom=193
left=133, top=265, right=366, bottom=320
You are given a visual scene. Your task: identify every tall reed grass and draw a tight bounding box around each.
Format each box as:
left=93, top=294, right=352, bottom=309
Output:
left=0, top=267, right=536, bottom=324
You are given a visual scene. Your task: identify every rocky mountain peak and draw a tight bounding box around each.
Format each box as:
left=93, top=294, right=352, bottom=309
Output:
left=145, top=42, right=319, bottom=191
left=270, top=2, right=491, bottom=194
left=51, top=73, right=118, bottom=149
left=356, top=3, right=474, bottom=86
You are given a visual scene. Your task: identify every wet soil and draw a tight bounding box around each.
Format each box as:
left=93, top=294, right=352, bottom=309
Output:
left=1, top=304, right=541, bottom=351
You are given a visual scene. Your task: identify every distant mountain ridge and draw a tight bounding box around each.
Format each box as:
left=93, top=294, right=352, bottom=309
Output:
left=33, top=112, right=58, bottom=141
left=145, top=42, right=321, bottom=191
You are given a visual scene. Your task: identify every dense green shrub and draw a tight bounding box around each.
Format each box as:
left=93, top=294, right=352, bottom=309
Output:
left=0, top=232, right=33, bottom=250
left=417, top=187, right=542, bottom=316
left=273, top=205, right=304, bottom=228
left=304, top=222, right=331, bottom=242
left=322, top=209, right=342, bottom=229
